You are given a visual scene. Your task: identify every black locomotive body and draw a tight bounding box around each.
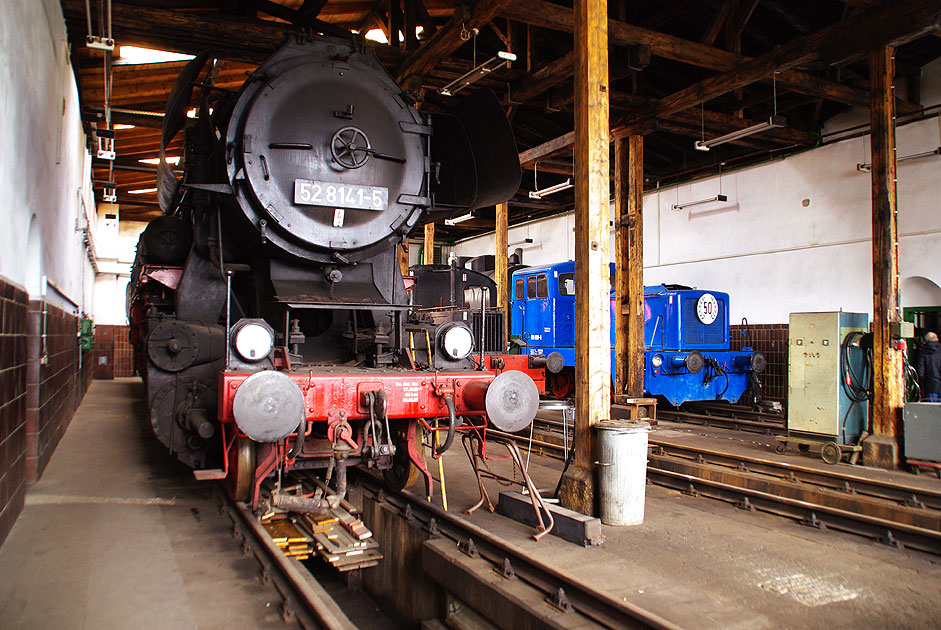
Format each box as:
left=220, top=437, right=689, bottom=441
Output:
left=128, top=35, right=543, bottom=508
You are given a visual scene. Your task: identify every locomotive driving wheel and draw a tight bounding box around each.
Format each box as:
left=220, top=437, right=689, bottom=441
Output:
left=228, top=437, right=256, bottom=502
left=383, top=434, right=426, bottom=491
left=548, top=369, right=574, bottom=399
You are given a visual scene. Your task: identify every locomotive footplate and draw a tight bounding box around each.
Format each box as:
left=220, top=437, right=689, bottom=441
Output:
left=219, top=357, right=545, bottom=427
left=214, top=357, right=545, bottom=505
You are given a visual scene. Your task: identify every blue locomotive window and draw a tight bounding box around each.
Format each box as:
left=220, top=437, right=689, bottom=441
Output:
left=559, top=273, right=574, bottom=296
left=536, top=274, right=548, bottom=299
left=527, top=276, right=537, bottom=299
left=515, top=278, right=524, bottom=300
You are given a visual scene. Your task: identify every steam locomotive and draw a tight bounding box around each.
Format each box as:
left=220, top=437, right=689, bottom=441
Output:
left=127, top=35, right=547, bottom=510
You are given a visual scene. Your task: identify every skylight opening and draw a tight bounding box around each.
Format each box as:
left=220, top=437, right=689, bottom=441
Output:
left=139, top=157, right=181, bottom=165
left=364, top=29, right=388, bottom=44
left=118, top=46, right=195, bottom=64
left=186, top=107, right=213, bottom=119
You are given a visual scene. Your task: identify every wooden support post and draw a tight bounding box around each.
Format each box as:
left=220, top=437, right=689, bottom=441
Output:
left=558, top=0, right=609, bottom=516
left=404, top=0, right=418, bottom=51
left=614, top=135, right=644, bottom=401
left=389, top=0, right=402, bottom=48
left=495, top=201, right=509, bottom=347
left=423, top=222, right=435, bottom=265
left=865, top=45, right=904, bottom=470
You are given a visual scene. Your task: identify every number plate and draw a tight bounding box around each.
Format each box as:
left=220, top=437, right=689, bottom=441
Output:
left=294, top=179, right=388, bottom=211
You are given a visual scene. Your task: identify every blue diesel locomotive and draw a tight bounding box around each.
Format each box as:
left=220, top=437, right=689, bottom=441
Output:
left=510, top=260, right=765, bottom=405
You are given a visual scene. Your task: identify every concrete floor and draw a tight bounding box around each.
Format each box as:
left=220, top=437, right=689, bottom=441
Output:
left=3, top=378, right=940, bottom=630
left=425, top=428, right=941, bottom=630
left=0, top=379, right=290, bottom=630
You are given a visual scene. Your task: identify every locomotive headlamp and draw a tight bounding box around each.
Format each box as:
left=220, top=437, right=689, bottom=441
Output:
left=440, top=323, right=474, bottom=361
left=232, top=319, right=275, bottom=362
left=651, top=354, right=664, bottom=368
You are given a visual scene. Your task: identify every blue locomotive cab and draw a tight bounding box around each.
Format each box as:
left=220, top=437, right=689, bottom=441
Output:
left=511, top=262, right=764, bottom=405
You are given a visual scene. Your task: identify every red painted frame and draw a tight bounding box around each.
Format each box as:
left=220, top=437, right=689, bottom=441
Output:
left=217, top=355, right=544, bottom=428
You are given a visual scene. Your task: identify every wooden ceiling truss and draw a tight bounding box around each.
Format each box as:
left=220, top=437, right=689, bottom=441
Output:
left=58, top=0, right=940, bottom=237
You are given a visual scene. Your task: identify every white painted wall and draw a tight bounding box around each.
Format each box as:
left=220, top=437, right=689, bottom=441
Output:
left=92, top=215, right=147, bottom=325
left=453, top=60, right=941, bottom=324
left=0, top=0, right=95, bottom=314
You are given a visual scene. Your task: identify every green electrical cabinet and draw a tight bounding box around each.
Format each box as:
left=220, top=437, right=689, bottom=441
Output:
left=79, top=318, right=94, bottom=352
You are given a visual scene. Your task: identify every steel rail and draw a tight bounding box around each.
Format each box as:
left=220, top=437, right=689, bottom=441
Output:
left=682, top=401, right=785, bottom=422
left=647, top=467, right=941, bottom=555
left=657, top=409, right=786, bottom=435
left=649, top=440, right=941, bottom=511
left=356, top=473, right=684, bottom=630
left=219, top=489, right=359, bottom=630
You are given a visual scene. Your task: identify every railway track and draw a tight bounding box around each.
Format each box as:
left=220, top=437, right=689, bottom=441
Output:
left=218, top=486, right=361, bottom=629
left=493, top=419, right=941, bottom=556
left=657, top=404, right=786, bottom=435
left=355, top=473, right=683, bottom=630
left=217, top=472, right=683, bottom=629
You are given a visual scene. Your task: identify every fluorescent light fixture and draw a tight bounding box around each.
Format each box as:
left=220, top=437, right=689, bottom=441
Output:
left=127, top=187, right=158, bottom=194
left=113, top=124, right=136, bottom=130
left=444, top=212, right=475, bottom=226
left=694, top=115, right=787, bottom=151
left=139, top=157, right=181, bottom=165
left=672, top=194, right=728, bottom=211
left=528, top=178, right=573, bottom=199
left=118, top=46, right=195, bottom=64
left=439, top=52, right=517, bottom=96
left=857, top=147, right=940, bottom=172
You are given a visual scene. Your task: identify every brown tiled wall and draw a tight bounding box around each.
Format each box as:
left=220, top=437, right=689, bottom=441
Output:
left=94, top=324, right=134, bottom=379
left=25, top=301, right=85, bottom=481
left=1, top=281, right=91, bottom=547
left=730, top=323, right=789, bottom=408
left=0, top=280, right=28, bottom=546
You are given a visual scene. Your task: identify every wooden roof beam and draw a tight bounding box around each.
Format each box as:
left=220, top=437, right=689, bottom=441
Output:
left=61, top=0, right=288, bottom=64
left=507, top=50, right=573, bottom=104
left=616, top=0, right=939, bottom=133
left=83, top=107, right=164, bottom=129
left=519, top=0, right=937, bottom=163
left=501, top=0, right=922, bottom=114
left=396, top=0, right=507, bottom=84
left=760, top=0, right=812, bottom=34
left=700, top=0, right=734, bottom=46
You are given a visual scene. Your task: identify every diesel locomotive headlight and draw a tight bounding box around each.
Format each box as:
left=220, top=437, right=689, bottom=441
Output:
left=651, top=354, right=664, bottom=368
left=440, top=323, right=474, bottom=360
left=750, top=352, right=767, bottom=373
left=232, top=319, right=274, bottom=362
